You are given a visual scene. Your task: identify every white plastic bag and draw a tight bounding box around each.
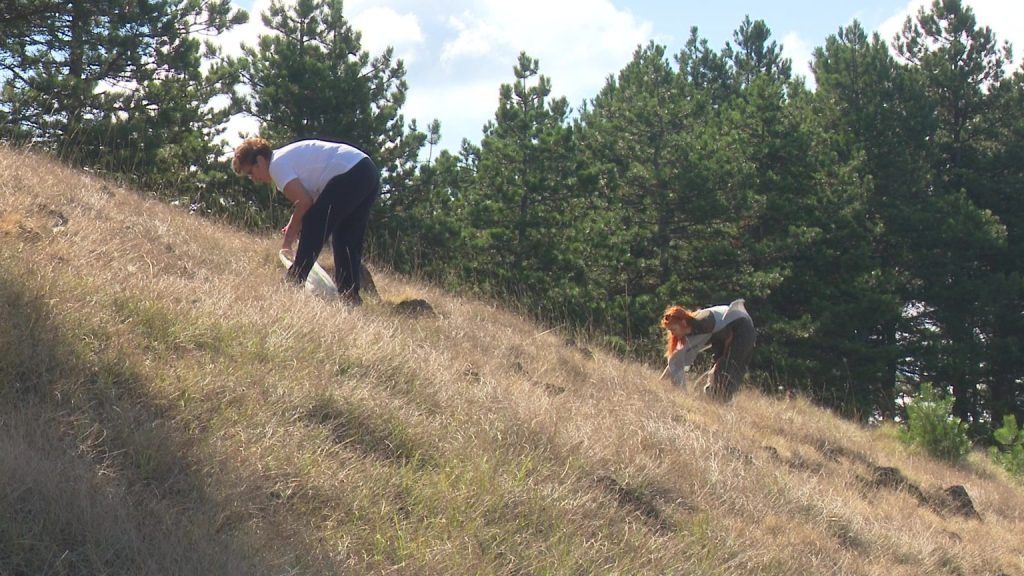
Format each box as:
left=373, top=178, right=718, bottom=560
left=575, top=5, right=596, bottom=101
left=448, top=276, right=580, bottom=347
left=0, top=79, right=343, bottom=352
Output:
left=279, top=249, right=337, bottom=299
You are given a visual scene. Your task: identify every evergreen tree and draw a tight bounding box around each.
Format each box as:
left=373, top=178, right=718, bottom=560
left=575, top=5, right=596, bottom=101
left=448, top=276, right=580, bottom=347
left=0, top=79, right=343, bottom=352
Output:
left=577, top=25, right=831, bottom=369
left=373, top=144, right=472, bottom=281
left=0, top=0, right=246, bottom=193
left=810, top=22, right=935, bottom=417
left=579, top=42, right=733, bottom=353
left=726, top=16, right=793, bottom=89
left=677, top=27, right=735, bottom=106
left=981, top=71, right=1024, bottom=428
left=238, top=0, right=425, bottom=208
left=455, top=53, right=585, bottom=319
left=717, top=31, right=848, bottom=404
left=894, top=0, right=1013, bottom=427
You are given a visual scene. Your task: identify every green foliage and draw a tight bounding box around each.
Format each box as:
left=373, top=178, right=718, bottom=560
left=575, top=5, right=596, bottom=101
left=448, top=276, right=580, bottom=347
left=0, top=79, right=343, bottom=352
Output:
left=0, top=0, right=247, bottom=199
left=237, top=0, right=428, bottom=246
left=238, top=0, right=425, bottom=196
left=3, top=0, right=1022, bottom=427
left=455, top=52, right=586, bottom=319
left=988, top=415, right=1024, bottom=478
left=891, top=0, right=1016, bottom=426
left=901, top=383, right=972, bottom=462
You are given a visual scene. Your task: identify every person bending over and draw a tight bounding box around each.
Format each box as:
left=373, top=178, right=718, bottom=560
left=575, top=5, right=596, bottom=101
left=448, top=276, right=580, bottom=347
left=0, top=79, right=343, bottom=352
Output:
left=233, top=137, right=380, bottom=306
left=660, top=299, right=756, bottom=401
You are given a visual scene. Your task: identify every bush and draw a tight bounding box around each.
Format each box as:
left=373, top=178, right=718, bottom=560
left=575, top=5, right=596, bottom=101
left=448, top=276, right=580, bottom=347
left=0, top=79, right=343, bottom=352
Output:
left=989, top=415, right=1024, bottom=478
left=901, top=383, right=972, bottom=462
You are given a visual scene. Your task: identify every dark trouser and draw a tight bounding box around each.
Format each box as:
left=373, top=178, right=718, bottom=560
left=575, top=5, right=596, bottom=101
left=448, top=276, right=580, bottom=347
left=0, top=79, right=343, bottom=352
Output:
left=288, top=157, right=380, bottom=297
left=706, top=316, right=756, bottom=401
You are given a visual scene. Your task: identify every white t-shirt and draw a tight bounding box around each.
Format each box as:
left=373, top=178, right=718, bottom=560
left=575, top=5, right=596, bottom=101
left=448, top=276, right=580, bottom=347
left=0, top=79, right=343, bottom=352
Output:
left=269, top=140, right=368, bottom=201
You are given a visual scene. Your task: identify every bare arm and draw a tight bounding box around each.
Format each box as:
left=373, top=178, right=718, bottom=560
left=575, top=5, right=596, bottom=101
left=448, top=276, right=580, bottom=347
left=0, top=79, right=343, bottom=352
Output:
left=280, top=178, right=313, bottom=250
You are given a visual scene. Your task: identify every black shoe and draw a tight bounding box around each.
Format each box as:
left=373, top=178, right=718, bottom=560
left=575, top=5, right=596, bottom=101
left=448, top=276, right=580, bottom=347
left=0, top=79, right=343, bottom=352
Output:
left=339, top=290, right=362, bottom=307
left=284, top=266, right=304, bottom=286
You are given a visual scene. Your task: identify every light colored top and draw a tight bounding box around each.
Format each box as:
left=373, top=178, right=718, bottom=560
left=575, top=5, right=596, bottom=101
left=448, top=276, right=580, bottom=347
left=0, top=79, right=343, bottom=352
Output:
left=664, top=299, right=751, bottom=388
left=269, top=140, right=368, bottom=201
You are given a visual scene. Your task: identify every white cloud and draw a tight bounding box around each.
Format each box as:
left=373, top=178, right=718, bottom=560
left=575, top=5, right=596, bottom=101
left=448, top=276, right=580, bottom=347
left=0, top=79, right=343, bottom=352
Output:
left=214, top=0, right=654, bottom=151
left=781, top=32, right=815, bottom=88
left=216, top=113, right=260, bottom=157
left=877, top=0, right=926, bottom=47
left=217, top=0, right=274, bottom=59
left=436, top=0, right=652, bottom=109
left=441, top=13, right=499, bottom=62
left=404, top=79, right=502, bottom=146
left=970, top=0, right=1024, bottom=68
left=350, top=7, right=425, bottom=64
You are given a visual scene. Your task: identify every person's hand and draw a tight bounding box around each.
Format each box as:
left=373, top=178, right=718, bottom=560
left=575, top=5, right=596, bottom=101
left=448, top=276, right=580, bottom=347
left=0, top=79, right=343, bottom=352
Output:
left=280, top=224, right=288, bottom=235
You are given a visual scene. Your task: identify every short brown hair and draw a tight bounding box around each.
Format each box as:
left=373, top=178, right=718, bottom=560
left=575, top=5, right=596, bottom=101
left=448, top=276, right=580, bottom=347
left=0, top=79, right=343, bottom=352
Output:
left=232, top=137, right=272, bottom=175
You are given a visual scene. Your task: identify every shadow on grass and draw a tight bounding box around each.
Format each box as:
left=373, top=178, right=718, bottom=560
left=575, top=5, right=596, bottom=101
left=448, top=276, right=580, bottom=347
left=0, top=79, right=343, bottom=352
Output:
left=0, top=265, right=334, bottom=575
left=306, top=394, right=436, bottom=469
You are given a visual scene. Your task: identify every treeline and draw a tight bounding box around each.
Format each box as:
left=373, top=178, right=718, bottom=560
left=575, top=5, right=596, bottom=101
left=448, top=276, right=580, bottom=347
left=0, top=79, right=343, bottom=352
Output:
left=2, top=0, right=1020, bottom=434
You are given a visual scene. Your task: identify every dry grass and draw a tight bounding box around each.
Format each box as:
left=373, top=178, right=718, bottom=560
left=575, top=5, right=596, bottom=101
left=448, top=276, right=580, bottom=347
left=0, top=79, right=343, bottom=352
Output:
left=1, top=146, right=1022, bottom=575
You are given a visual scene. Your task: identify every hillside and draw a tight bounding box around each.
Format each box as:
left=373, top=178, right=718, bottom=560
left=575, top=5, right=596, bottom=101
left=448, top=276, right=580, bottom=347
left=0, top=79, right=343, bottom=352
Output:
left=1, top=146, right=1022, bottom=576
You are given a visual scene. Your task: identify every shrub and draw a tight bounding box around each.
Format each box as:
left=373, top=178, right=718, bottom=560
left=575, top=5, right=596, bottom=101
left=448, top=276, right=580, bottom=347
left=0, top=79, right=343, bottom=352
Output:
left=901, top=383, right=972, bottom=462
left=989, top=415, right=1024, bottom=478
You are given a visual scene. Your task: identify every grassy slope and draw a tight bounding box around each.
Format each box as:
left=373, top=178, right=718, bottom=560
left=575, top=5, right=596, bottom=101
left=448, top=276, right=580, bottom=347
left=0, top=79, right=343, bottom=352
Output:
left=1, top=147, right=1021, bottom=575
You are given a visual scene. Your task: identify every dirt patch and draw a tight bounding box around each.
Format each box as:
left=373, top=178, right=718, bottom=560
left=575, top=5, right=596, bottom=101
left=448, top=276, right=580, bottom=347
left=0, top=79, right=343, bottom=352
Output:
left=867, top=466, right=981, bottom=520
left=392, top=298, right=435, bottom=317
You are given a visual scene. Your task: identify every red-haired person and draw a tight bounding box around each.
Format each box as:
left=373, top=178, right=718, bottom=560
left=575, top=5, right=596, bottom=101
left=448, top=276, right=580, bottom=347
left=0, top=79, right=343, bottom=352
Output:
left=233, top=138, right=380, bottom=306
left=659, top=299, right=756, bottom=401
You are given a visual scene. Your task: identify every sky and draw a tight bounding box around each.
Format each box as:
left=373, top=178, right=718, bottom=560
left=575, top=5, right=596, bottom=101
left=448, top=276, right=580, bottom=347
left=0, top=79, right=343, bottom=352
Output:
left=217, top=0, right=1023, bottom=153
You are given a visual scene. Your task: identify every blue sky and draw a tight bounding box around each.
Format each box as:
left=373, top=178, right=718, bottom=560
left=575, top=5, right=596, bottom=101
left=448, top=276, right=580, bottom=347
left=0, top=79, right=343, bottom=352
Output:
left=220, top=0, right=1022, bottom=153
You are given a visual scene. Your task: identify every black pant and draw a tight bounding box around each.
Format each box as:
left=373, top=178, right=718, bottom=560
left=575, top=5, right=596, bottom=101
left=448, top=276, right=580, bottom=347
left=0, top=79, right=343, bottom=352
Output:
left=706, top=316, right=756, bottom=401
left=288, top=157, right=380, bottom=296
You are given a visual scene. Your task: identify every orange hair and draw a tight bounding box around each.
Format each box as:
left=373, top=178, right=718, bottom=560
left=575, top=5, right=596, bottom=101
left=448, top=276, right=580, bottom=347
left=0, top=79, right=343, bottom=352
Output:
left=661, top=305, right=697, bottom=359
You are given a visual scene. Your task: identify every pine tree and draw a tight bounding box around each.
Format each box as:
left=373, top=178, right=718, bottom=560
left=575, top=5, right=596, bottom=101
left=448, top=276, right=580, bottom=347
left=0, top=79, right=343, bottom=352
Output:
left=0, top=0, right=246, bottom=191
left=809, top=22, right=934, bottom=417
left=682, top=19, right=848, bottom=401
left=374, top=145, right=471, bottom=280
left=726, top=16, right=793, bottom=90
left=238, top=0, right=425, bottom=204
left=981, top=72, right=1024, bottom=429
left=894, top=0, right=1013, bottom=426
left=579, top=42, right=720, bottom=352
left=456, top=53, right=584, bottom=318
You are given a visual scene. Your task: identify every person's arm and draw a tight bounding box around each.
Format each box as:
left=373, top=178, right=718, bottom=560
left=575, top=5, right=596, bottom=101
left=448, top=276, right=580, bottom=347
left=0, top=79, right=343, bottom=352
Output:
left=662, top=348, right=689, bottom=388
left=279, top=178, right=313, bottom=250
